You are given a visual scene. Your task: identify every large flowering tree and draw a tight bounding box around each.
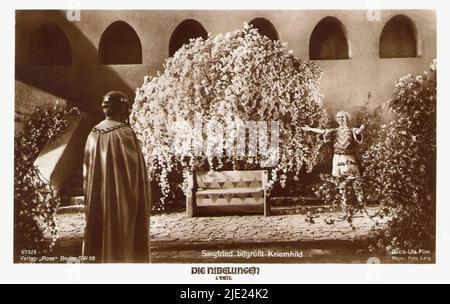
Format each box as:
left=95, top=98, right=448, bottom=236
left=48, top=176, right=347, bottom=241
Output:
left=131, top=24, right=328, bottom=211
left=363, top=60, right=436, bottom=252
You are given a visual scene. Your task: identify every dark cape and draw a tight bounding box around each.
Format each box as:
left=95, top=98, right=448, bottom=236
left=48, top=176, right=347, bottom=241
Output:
left=82, top=119, right=150, bottom=263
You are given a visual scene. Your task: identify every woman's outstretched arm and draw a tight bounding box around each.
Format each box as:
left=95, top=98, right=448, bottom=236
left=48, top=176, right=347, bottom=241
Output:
left=301, top=125, right=326, bottom=134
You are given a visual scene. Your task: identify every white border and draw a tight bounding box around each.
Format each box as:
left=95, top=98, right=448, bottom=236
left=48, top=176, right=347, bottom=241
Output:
left=1, top=0, right=449, bottom=284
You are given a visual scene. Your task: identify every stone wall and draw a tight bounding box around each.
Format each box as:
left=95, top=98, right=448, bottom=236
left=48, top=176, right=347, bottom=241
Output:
left=15, top=10, right=436, bottom=192
left=16, top=10, right=436, bottom=114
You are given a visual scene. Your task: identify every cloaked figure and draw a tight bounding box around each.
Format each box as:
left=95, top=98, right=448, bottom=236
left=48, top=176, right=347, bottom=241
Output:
left=82, top=91, right=150, bottom=263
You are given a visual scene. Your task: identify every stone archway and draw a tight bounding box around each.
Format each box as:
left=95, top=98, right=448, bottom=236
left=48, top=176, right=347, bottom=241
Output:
left=380, top=15, right=420, bottom=58
left=169, top=19, right=208, bottom=57
left=249, top=17, right=279, bottom=41
left=309, top=16, right=351, bottom=60
left=99, top=21, right=143, bottom=64
left=28, top=23, right=72, bottom=66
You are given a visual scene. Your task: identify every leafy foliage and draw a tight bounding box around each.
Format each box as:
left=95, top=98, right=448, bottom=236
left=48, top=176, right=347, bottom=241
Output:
left=363, top=60, right=436, bottom=252
left=14, top=105, right=80, bottom=261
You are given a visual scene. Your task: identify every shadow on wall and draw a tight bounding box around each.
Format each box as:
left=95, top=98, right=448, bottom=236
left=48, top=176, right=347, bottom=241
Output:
left=15, top=10, right=137, bottom=197
left=15, top=10, right=134, bottom=119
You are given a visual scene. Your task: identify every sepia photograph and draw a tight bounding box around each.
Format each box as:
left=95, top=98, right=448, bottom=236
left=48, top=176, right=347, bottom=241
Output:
left=14, top=9, right=436, bottom=265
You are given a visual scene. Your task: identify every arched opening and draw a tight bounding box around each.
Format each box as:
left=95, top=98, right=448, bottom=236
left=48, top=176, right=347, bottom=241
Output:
left=309, top=16, right=350, bottom=60
left=99, top=21, right=143, bottom=65
left=249, top=18, right=279, bottom=41
left=169, top=19, right=208, bottom=57
left=380, top=15, right=419, bottom=58
left=28, top=23, right=72, bottom=66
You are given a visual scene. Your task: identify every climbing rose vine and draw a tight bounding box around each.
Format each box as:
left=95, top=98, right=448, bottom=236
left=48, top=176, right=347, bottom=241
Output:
left=131, top=24, right=328, bottom=211
left=363, top=60, right=436, bottom=252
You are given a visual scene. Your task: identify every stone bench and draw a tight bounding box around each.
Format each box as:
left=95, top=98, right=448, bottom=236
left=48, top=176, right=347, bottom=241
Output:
left=186, top=170, right=271, bottom=217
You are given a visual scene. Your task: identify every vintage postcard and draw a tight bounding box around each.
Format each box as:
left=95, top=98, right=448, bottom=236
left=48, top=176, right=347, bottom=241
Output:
left=13, top=8, right=436, bottom=265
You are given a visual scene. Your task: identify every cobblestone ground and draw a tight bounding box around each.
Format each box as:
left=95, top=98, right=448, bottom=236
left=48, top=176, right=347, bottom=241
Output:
left=54, top=208, right=394, bottom=263
left=56, top=208, right=385, bottom=244
left=150, top=209, right=385, bottom=245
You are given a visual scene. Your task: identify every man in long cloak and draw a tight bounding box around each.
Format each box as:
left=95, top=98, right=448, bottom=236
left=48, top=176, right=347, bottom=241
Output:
left=82, top=91, right=150, bottom=263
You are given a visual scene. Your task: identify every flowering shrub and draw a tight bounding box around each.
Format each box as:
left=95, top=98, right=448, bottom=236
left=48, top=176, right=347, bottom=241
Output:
left=313, top=172, right=366, bottom=228
left=314, top=174, right=344, bottom=207
left=131, top=24, right=328, bottom=212
left=363, top=60, right=436, bottom=252
left=15, top=105, right=80, bottom=261
left=353, top=97, right=384, bottom=166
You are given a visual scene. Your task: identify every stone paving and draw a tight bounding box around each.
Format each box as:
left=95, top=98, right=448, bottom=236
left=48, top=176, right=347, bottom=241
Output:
left=55, top=208, right=386, bottom=246
left=51, top=208, right=392, bottom=263
left=150, top=208, right=386, bottom=246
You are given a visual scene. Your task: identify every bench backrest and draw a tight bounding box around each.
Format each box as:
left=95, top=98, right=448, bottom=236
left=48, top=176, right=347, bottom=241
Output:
left=195, top=170, right=268, bottom=189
